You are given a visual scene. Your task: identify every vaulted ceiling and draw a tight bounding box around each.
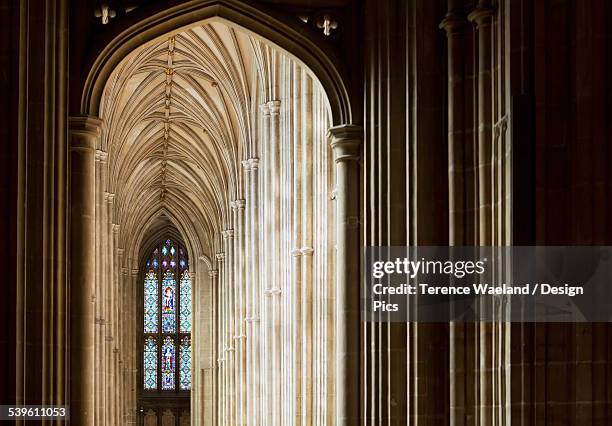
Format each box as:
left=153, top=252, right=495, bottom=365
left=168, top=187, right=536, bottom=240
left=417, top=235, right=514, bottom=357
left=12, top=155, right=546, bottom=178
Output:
left=100, top=21, right=273, bottom=263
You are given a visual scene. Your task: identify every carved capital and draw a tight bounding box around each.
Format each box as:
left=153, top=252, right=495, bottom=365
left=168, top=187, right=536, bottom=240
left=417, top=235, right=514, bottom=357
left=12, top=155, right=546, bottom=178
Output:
left=300, top=246, right=314, bottom=256
left=232, top=199, right=246, bottom=210
left=104, top=192, right=115, bottom=203
left=439, top=10, right=467, bottom=34
left=69, top=115, right=103, bottom=152
left=222, top=229, right=234, bottom=239
left=248, top=157, right=260, bottom=170
left=468, top=5, right=495, bottom=27
left=328, top=124, right=362, bottom=163
left=95, top=149, right=108, bottom=163
left=268, top=100, right=281, bottom=115
left=264, top=287, right=282, bottom=297
left=259, top=103, right=270, bottom=116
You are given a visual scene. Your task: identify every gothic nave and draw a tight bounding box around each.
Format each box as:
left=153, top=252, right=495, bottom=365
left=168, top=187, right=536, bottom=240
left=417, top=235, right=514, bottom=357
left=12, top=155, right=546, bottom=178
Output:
left=3, top=0, right=612, bottom=425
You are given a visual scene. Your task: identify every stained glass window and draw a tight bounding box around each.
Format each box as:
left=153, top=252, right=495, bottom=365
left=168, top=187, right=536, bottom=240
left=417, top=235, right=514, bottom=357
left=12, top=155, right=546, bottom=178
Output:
left=162, top=271, right=176, bottom=333
left=141, top=238, right=191, bottom=394
left=161, top=336, right=175, bottom=390
left=180, top=336, right=192, bottom=390
left=144, top=271, right=158, bottom=333
left=180, top=271, right=192, bottom=332
left=144, top=336, right=157, bottom=390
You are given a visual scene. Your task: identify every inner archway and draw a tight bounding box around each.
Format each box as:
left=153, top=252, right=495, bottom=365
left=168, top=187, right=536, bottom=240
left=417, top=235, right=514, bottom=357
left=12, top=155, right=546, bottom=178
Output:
left=67, top=11, right=362, bottom=424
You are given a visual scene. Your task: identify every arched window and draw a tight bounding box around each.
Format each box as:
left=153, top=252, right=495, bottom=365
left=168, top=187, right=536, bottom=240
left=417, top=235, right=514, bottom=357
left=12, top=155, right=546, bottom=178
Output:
left=141, top=238, right=191, bottom=396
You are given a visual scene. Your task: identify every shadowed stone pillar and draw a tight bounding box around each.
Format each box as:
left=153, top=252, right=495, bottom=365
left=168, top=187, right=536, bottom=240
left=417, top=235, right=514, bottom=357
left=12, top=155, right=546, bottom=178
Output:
left=94, top=150, right=108, bottom=425
left=441, top=0, right=470, bottom=247
left=328, top=124, right=362, bottom=425
left=469, top=3, right=495, bottom=425
left=69, top=115, right=103, bottom=425
left=441, top=4, right=473, bottom=425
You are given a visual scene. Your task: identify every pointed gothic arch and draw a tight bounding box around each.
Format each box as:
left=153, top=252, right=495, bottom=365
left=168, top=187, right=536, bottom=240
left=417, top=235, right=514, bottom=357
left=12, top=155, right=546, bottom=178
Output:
left=69, top=4, right=363, bottom=424
left=79, top=0, right=356, bottom=126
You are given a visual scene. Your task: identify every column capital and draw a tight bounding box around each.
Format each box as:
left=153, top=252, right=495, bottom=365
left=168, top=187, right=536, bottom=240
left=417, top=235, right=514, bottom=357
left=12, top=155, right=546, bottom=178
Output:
left=104, top=192, right=115, bottom=203
left=264, top=288, right=282, bottom=297
left=95, top=149, right=108, bottom=163
left=231, top=199, right=246, bottom=210
left=328, top=124, right=362, bottom=163
left=439, top=11, right=467, bottom=33
left=117, top=248, right=125, bottom=256
left=216, top=252, right=225, bottom=261
left=268, top=99, right=281, bottom=115
left=248, top=157, right=259, bottom=170
left=112, top=223, right=120, bottom=233
left=222, top=229, right=234, bottom=239
left=69, top=115, right=104, bottom=151
left=242, top=157, right=260, bottom=171
left=208, top=269, right=218, bottom=278
left=467, top=4, right=495, bottom=27
left=259, top=103, right=270, bottom=116
left=300, top=246, right=314, bottom=256
left=131, top=268, right=139, bottom=277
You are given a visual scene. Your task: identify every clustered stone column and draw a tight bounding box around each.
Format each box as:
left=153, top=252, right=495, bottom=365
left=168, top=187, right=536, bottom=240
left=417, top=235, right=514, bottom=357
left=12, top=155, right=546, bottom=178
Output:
left=328, top=124, right=363, bottom=425
left=209, top=62, right=342, bottom=425
left=243, top=157, right=260, bottom=425
left=440, top=1, right=511, bottom=424
left=69, top=115, right=103, bottom=425
left=70, top=115, right=135, bottom=425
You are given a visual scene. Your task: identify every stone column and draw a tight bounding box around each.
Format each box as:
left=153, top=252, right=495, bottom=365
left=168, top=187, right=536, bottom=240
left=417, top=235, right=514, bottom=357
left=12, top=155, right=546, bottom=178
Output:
left=232, top=199, right=247, bottom=425
left=469, top=1, right=495, bottom=247
left=105, top=199, right=117, bottom=425
left=69, top=115, right=103, bottom=425
left=328, top=124, right=362, bottom=425
left=469, top=3, right=495, bottom=425
left=129, top=267, right=139, bottom=425
left=440, top=0, right=470, bottom=246
left=112, top=223, right=120, bottom=425
left=223, top=229, right=235, bottom=425
left=268, top=99, right=283, bottom=426
left=300, top=76, right=314, bottom=424
left=245, top=158, right=261, bottom=426
left=441, top=3, right=476, bottom=424
left=209, top=268, right=218, bottom=426
left=119, top=264, right=129, bottom=424
left=290, top=64, right=304, bottom=426
left=242, top=161, right=254, bottom=425
left=259, top=102, right=272, bottom=426
left=215, top=252, right=226, bottom=426
left=94, top=149, right=107, bottom=426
